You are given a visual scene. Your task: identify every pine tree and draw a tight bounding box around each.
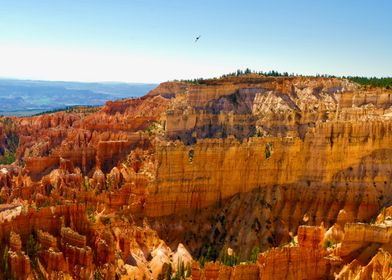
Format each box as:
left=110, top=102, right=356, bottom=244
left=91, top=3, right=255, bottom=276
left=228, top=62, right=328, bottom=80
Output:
left=166, top=263, right=172, bottom=280
left=179, top=260, right=184, bottom=278
left=26, top=233, right=40, bottom=268
left=2, top=245, right=9, bottom=279
left=250, top=246, right=260, bottom=263
left=186, top=263, right=192, bottom=277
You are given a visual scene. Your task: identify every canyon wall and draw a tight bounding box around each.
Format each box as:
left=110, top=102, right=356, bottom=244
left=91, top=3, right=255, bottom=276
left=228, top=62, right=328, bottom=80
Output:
left=2, top=75, right=392, bottom=279
left=143, top=77, right=392, bottom=260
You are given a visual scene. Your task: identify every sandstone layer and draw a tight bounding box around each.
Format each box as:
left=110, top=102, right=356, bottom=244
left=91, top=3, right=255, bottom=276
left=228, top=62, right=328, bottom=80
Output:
left=1, top=75, right=392, bottom=279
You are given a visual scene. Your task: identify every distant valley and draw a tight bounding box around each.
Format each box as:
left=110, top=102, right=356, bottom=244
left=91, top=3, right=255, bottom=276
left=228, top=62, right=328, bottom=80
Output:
left=0, top=79, right=157, bottom=116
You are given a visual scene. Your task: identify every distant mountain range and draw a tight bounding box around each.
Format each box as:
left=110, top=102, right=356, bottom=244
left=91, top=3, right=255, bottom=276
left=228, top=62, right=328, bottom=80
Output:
left=0, top=79, right=157, bottom=116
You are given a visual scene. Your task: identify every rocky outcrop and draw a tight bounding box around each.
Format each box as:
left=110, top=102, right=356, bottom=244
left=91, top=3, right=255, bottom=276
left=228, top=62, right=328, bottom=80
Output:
left=190, top=262, right=259, bottom=280
left=39, top=249, right=68, bottom=276
left=173, top=243, right=193, bottom=273
left=257, top=226, right=328, bottom=280
left=336, top=249, right=392, bottom=279
left=8, top=250, right=31, bottom=280
left=0, top=204, right=22, bottom=223
left=3, top=95, right=168, bottom=179
left=336, top=223, right=392, bottom=260
left=7, top=232, right=31, bottom=280
left=3, top=75, right=392, bottom=279
left=61, top=227, right=86, bottom=248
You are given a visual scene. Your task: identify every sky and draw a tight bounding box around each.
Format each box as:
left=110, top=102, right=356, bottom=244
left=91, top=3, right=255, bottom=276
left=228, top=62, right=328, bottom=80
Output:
left=0, top=0, right=391, bottom=83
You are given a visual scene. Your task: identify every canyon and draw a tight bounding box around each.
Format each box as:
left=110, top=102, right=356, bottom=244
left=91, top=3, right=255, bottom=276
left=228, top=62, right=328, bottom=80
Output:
left=1, top=74, right=392, bottom=279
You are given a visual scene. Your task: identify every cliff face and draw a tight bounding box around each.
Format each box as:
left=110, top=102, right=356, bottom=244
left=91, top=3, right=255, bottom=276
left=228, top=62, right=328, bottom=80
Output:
left=144, top=77, right=392, bottom=260
left=2, top=75, right=392, bottom=279
left=147, top=76, right=392, bottom=215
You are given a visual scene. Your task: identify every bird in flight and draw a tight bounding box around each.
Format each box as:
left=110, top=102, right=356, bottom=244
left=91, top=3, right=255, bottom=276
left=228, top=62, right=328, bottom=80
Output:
left=195, top=35, right=201, bottom=43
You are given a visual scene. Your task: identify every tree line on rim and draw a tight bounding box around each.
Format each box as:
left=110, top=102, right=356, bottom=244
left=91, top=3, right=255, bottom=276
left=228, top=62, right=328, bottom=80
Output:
left=181, top=68, right=392, bottom=88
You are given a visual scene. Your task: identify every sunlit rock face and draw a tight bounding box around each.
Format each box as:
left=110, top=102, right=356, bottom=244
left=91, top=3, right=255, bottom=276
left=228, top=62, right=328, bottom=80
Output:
left=2, top=75, right=392, bottom=279
left=145, top=77, right=392, bottom=262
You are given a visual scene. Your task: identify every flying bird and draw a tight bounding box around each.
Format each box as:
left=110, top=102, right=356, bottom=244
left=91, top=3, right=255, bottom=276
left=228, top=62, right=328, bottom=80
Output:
left=195, top=35, right=201, bottom=43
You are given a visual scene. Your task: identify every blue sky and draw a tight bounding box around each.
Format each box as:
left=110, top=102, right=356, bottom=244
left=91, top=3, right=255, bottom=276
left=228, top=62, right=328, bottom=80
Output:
left=0, top=0, right=390, bottom=83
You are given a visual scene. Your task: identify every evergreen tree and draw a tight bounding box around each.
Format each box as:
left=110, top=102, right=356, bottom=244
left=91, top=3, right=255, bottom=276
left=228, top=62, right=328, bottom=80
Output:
left=26, top=233, right=40, bottom=268
left=186, top=263, right=192, bottom=277
left=166, top=263, right=172, bottom=280
left=249, top=246, right=260, bottom=263
left=179, top=260, right=184, bottom=278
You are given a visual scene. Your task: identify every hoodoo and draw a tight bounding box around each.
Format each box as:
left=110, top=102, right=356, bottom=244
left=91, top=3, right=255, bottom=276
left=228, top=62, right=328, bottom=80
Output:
left=2, top=74, right=392, bottom=279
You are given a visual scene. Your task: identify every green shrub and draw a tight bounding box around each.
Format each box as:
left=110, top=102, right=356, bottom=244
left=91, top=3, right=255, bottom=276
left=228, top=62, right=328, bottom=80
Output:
left=172, top=258, right=185, bottom=280
left=198, top=245, right=215, bottom=270
left=2, top=245, right=9, bottom=278
left=26, top=234, right=40, bottom=268
left=218, top=247, right=239, bottom=267
left=249, top=246, right=260, bottom=263
left=0, top=149, right=15, bottom=165
left=87, top=207, right=96, bottom=223
left=94, top=271, right=103, bottom=280
left=165, top=263, right=172, bottom=280
left=323, top=239, right=335, bottom=249
left=265, top=143, right=272, bottom=159
left=0, top=118, right=19, bottom=165
left=186, top=263, right=191, bottom=277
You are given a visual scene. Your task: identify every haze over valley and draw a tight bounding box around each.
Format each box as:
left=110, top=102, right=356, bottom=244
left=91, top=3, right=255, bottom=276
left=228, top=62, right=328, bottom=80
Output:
left=0, top=79, right=156, bottom=116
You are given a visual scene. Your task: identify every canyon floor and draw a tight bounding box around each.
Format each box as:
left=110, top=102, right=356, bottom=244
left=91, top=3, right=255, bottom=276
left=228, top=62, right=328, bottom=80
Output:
left=1, top=74, right=392, bottom=279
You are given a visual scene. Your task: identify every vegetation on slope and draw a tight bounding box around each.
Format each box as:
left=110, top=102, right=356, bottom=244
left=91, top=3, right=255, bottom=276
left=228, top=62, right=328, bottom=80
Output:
left=181, top=68, right=392, bottom=88
left=32, top=105, right=100, bottom=116
left=344, top=76, right=392, bottom=88
left=0, top=117, right=19, bottom=165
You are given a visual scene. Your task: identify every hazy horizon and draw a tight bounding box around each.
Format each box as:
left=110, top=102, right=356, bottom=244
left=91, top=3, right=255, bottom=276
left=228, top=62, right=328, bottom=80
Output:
left=0, top=76, right=157, bottom=85
left=0, top=79, right=157, bottom=116
left=0, top=0, right=391, bottom=83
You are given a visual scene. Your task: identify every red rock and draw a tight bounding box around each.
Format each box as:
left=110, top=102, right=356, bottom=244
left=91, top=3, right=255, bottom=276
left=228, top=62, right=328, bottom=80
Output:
left=257, top=226, right=328, bottom=280
left=9, top=231, right=22, bottom=252
left=2, top=76, right=392, bottom=279
left=39, top=249, right=68, bottom=274
left=37, top=230, right=58, bottom=250
left=8, top=250, right=31, bottom=280
left=61, top=227, right=86, bottom=248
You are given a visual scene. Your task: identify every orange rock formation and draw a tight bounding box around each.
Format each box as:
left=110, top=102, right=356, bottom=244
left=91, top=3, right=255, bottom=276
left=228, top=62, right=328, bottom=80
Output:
left=1, top=75, right=392, bottom=279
